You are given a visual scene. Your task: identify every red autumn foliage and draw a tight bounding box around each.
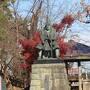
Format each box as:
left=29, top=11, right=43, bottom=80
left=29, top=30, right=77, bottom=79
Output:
left=23, top=51, right=32, bottom=62
left=61, top=15, right=74, bottom=26
left=19, top=31, right=42, bottom=69
left=20, top=63, right=30, bottom=69
left=57, top=37, right=68, bottom=58
left=20, top=46, right=39, bottom=63
left=33, top=31, right=43, bottom=44
left=52, top=14, right=74, bottom=32
left=19, top=32, right=42, bottom=49
left=52, top=23, right=65, bottom=32
left=19, top=39, right=37, bottom=49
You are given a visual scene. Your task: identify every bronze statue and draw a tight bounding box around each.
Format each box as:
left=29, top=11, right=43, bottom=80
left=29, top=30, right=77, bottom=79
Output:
left=38, top=25, right=59, bottom=59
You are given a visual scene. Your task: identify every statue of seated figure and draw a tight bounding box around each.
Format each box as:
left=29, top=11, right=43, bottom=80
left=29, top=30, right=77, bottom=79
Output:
left=37, top=25, right=60, bottom=59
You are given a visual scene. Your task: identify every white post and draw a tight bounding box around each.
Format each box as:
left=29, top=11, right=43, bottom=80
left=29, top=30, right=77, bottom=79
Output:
left=79, top=66, right=82, bottom=90
left=0, top=76, right=2, bottom=90
left=86, top=71, right=88, bottom=80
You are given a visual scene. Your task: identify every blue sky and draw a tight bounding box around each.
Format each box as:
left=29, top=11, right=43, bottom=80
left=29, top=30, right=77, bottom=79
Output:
left=14, top=0, right=32, bottom=17
left=15, top=0, right=90, bottom=46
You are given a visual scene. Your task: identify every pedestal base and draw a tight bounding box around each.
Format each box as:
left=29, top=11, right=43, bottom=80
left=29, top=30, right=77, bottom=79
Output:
left=30, top=59, right=70, bottom=90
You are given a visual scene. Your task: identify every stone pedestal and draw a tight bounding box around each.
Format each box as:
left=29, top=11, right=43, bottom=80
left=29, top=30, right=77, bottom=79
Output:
left=30, top=60, right=70, bottom=90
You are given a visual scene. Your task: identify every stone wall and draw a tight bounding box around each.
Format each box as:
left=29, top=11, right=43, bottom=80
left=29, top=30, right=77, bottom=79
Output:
left=30, top=63, right=70, bottom=90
